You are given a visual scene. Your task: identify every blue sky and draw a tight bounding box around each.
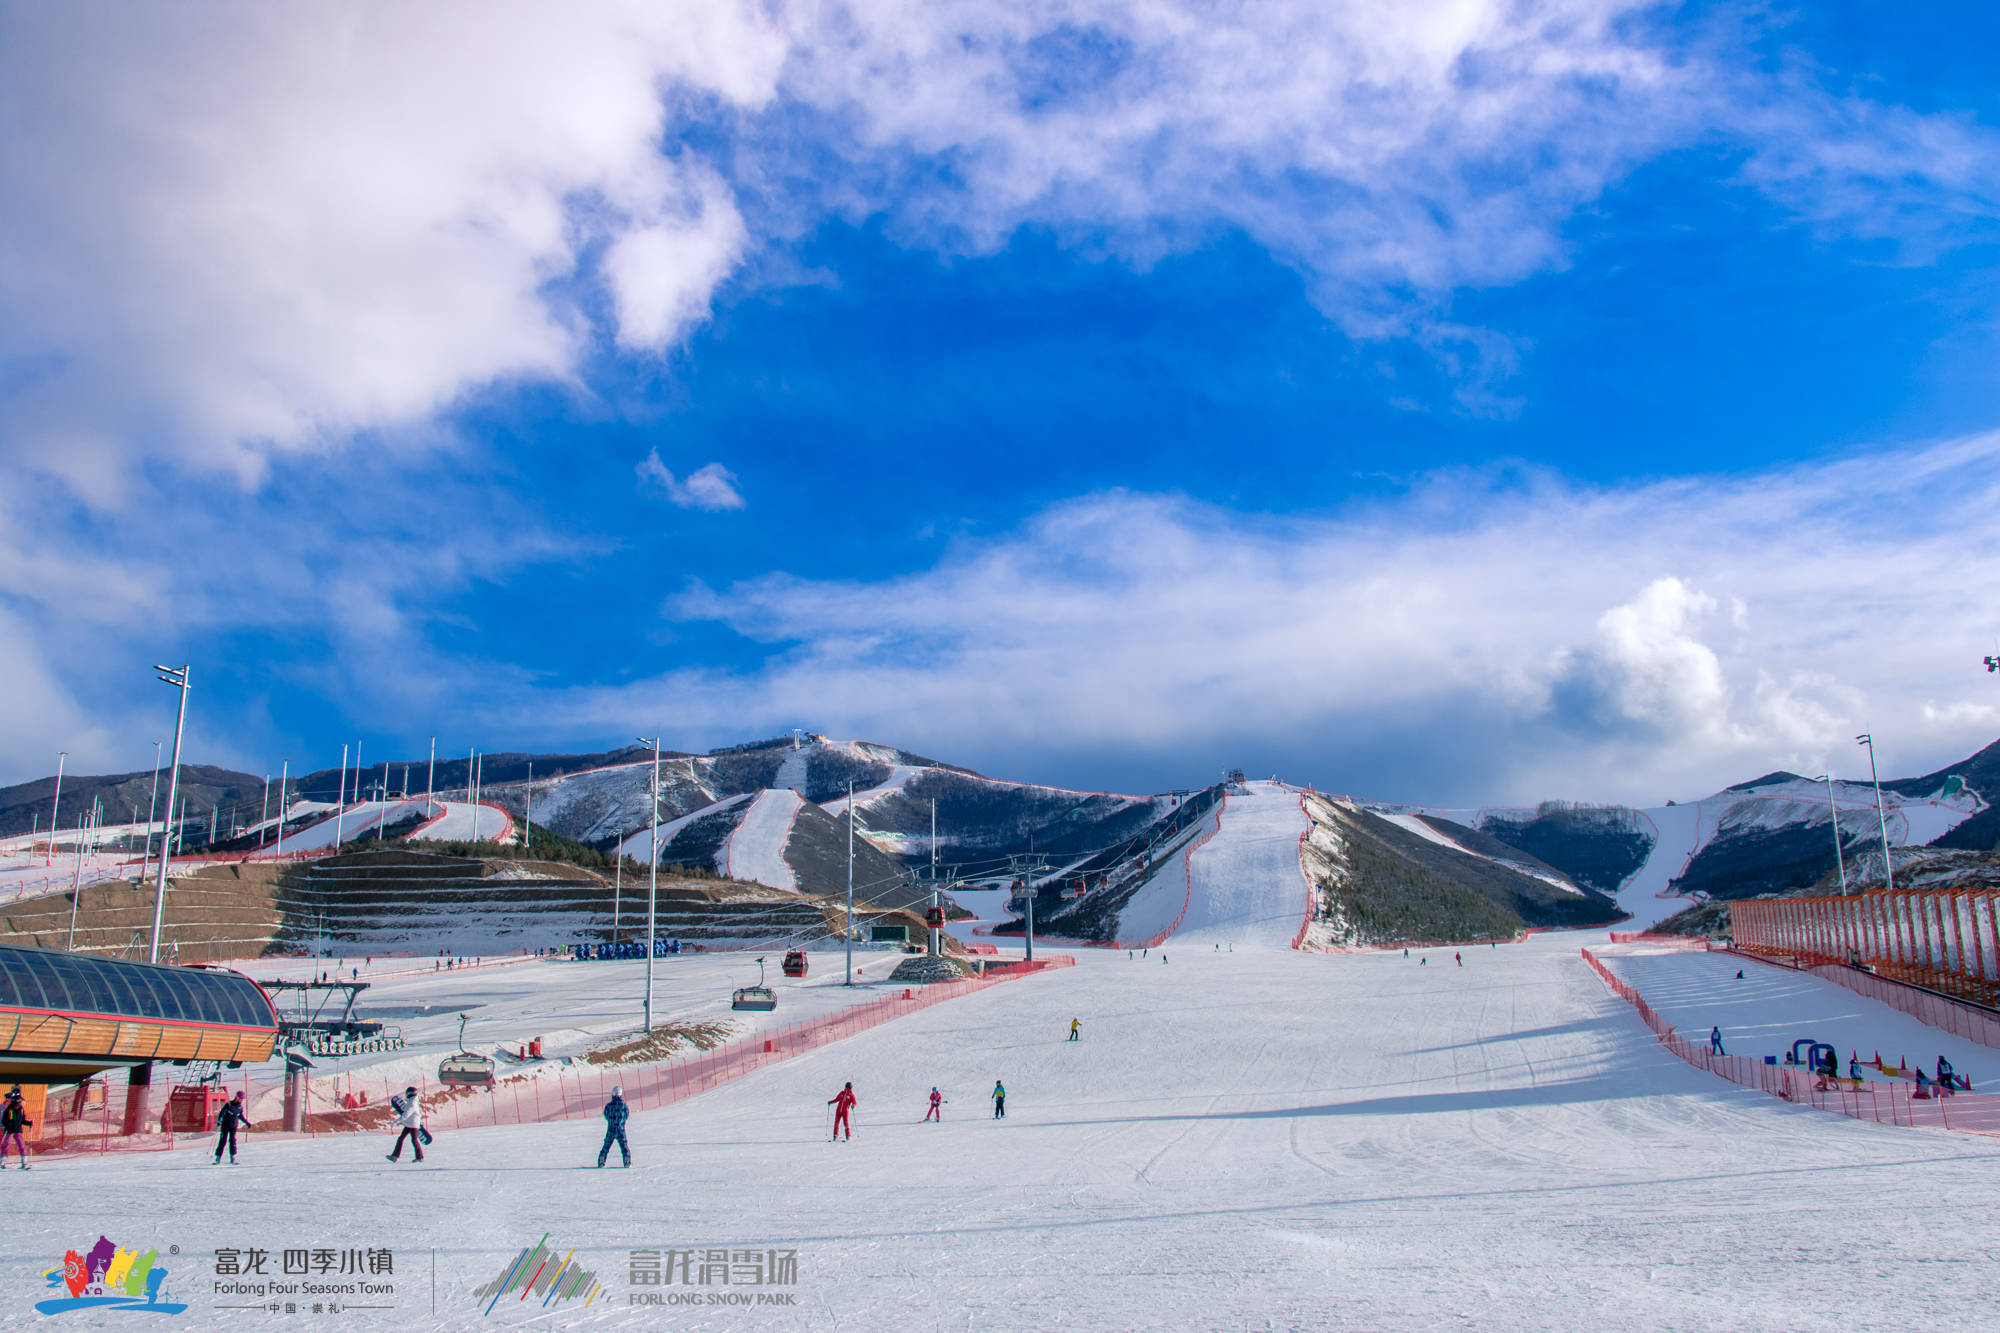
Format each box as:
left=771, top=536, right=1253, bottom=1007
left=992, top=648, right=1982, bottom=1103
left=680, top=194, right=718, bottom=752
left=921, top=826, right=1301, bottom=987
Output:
left=3, top=2, right=1999, bottom=804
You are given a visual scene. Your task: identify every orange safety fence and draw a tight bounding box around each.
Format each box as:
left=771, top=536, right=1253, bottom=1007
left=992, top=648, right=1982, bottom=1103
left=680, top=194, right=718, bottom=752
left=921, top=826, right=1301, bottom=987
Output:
left=1580, top=948, right=2000, bottom=1138
left=25, top=955, right=1076, bottom=1161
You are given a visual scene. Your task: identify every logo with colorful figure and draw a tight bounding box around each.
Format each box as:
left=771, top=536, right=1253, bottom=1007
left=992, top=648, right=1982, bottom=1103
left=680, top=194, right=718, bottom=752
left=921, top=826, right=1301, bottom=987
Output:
left=37, top=1236, right=187, bottom=1316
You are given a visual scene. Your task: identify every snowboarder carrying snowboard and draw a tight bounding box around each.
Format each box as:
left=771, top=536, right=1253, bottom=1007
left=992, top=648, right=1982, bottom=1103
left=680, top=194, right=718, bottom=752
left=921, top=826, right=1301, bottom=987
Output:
left=386, top=1087, right=425, bottom=1163
left=213, top=1090, right=248, bottom=1164
left=0, top=1086, right=31, bottom=1169
left=828, top=1083, right=857, bottom=1140
left=1068, top=1019, right=1081, bottom=1042
left=924, top=1088, right=945, bottom=1122
left=991, top=1081, right=1006, bottom=1119
left=598, top=1086, right=630, bottom=1167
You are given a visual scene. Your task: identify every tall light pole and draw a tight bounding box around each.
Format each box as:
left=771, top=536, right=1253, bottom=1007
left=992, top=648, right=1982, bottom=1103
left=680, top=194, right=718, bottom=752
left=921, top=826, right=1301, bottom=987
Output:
left=523, top=760, right=532, bottom=851
left=637, top=735, right=662, bottom=1031
left=845, top=779, right=855, bottom=985
left=333, top=743, right=349, bottom=849
left=46, top=751, right=65, bottom=866
left=139, top=741, right=161, bottom=884
left=274, top=760, right=289, bottom=857
left=1818, top=774, right=1848, bottom=893
left=426, top=736, right=435, bottom=801
left=1857, top=733, right=1894, bottom=893
left=150, top=665, right=191, bottom=964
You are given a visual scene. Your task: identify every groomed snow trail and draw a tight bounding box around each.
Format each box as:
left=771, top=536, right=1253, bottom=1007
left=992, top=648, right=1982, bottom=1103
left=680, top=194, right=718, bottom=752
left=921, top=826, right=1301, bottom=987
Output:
left=724, top=788, right=802, bottom=890
left=1594, top=943, right=2000, bottom=1085
left=40, top=935, right=2000, bottom=1332
left=1174, top=780, right=1312, bottom=949
left=406, top=801, right=512, bottom=844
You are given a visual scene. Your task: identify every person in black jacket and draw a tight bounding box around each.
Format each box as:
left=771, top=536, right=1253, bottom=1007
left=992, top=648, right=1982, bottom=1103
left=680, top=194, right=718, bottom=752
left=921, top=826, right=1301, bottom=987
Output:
left=0, top=1088, right=31, bottom=1169
left=598, top=1086, right=630, bottom=1167
left=213, top=1091, right=249, bottom=1165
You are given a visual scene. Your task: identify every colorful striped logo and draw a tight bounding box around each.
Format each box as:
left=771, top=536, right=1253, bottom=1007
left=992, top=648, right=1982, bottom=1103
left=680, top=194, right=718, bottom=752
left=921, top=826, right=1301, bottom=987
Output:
left=471, top=1236, right=602, bottom=1316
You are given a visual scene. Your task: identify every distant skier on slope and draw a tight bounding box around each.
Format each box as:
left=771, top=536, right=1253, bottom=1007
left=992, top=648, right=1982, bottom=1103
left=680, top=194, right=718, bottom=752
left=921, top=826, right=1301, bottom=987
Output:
left=598, top=1085, right=630, bottom=1167
left=991, top=1081, right=1006, bottom=1119
left=213, top=1090, right=248, bottom=1165
left=828, top=1083, right=857, bottom=1140
left=1068, top=1019, right=1081, bottom=1042
left=1454, top=952, right=1461, bottom=967
left=1, top=1087, right=32, bottom=1169
left=925, top=1088, right=945, bottom=1122
left=1709, top=1027, right=1724, bottom=1055
left=386, top=1087, right=425, bottom=1164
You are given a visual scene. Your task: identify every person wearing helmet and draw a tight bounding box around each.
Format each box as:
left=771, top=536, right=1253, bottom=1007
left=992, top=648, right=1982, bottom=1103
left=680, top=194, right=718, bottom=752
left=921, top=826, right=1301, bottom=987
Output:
left=599, top=1086, right=630, bottom=1167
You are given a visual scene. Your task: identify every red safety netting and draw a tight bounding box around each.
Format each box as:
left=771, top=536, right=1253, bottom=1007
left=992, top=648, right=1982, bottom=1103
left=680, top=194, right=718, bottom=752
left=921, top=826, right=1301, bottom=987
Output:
left=1605, top=932, right=1710, bottom=947
left=25, top=956, right=1076, bottom=1161
left=1580, top=948, right=2000, bottom=1137
left=1800, top=960, right=2000, bottom=1052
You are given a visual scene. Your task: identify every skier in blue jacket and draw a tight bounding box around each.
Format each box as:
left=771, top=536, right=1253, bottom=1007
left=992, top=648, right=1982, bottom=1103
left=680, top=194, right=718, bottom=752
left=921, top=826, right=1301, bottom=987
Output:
left=598, top=1086, right=631, bottom=1167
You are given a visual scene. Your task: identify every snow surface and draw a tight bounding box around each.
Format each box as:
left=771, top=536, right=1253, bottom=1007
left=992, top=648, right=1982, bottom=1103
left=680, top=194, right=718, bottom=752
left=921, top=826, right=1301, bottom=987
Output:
left=1373, top=810, right=1582, bottom=895
left=28, top=931, right=2000, bottom=1330
left=721, top=789, right=802, bottom=890
left=617, top=793, right=753, bottom=864
left=815, top=765, right=921, bottom=816
left=1592, top=944, right=2000, bottom=1086
left=252, top=799, right=445, bottom=854
left=226, top=949, right=917, bottom=1118
left=1420, top=776, right=1985, bottom=930
left=405, top=801, right=514, bottom=845
left=1174, top=780, right=1312, bottom=948
left=1100, top=802, right=1225, bottom=945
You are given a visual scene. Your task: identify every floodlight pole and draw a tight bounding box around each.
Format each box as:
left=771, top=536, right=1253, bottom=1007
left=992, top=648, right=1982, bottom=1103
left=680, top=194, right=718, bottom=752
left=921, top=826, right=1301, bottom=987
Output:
left=523, top=760, right=532, bottom=851
left=426, top=737, right=435, bottom=800
left=845, top=779, right=854, bottom=985
left=46, top=752, right=65, bottom=866
left=150, top=664, right=191, bottom=964
left=638, top=735, right=662, bottom=1033
left=334, top=743, right=349, bottom=848
left=274, top=760, right=288, bottom=857
left=1820, top=774, right=1849, bottom=894
left=139, top=741, right=161, bottom=883
left=1857, top=733, right=1894, bottom=892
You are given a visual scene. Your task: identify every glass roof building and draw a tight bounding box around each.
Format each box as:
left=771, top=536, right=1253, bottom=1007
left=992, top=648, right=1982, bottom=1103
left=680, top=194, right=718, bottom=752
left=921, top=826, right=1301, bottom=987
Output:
left=0, top=945, right=278, bottom=1084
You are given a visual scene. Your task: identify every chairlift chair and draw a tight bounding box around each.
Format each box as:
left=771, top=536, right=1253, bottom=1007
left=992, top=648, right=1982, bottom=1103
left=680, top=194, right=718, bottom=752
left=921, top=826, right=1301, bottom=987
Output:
left=732, top=958, right=778, bottom=1012
left=438, top=1012, right=496, bottom=1087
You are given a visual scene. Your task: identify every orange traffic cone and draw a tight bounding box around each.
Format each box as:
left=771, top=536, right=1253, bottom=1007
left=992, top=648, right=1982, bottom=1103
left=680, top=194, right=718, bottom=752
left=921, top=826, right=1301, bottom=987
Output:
left=1871, top=1051, right=1883, bottom=1069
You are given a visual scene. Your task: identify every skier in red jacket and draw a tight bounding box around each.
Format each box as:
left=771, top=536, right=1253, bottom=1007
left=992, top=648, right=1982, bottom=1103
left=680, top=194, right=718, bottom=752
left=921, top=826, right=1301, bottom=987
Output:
left=924, top=1088, right=945, bottom=1122
left=828, top=1083, right=857, bottom=1140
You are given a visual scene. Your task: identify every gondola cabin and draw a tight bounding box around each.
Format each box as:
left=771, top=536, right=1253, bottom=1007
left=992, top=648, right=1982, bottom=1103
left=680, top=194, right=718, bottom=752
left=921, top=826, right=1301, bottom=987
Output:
left=781, top=949, right=808, bottom=978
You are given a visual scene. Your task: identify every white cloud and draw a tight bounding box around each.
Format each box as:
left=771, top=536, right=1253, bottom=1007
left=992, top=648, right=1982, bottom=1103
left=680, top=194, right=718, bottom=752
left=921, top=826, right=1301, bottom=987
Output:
left=0, top=1, right=786, bottom=494
left=637, top=451, right=747, bottom=510
left=550, top=434, right=2000, bottom=804
left=5, top=1, right=1997, bottom=494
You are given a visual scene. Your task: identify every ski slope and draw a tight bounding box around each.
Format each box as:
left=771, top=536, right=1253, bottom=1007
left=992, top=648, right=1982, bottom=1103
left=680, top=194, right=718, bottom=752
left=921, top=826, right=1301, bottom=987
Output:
left=1174, top=780, right=1313, bottom=948
left=406, top=801, right=514, bottom=844
left=261, top=799, right=442, bottom=853
left=36, top=932, right=2000, bottom=1330
left=1102, top=801, right=1225, bottom=945
left=721, top=788, right=802, bottom=890
left=1593, top=943, right=2000, bottom=1085
left=618, top=792, right=753, bottom=864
